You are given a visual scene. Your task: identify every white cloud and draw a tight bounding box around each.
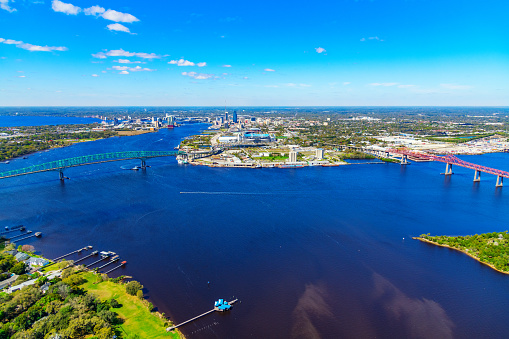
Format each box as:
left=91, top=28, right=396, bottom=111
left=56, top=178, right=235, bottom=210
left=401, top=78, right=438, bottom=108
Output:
left=222, top=64, right=232, bottom=67
left=101, top=9, right=139, bottom=23
left=264, top=68, right=275, bottom=72
left=398, top=84, right=415, bottom=88
left=315, top=47, right=326, bottom=54
left=343, top=82, right=351, bottom=85
left=92, top=49, right=161, bottom=59
left=440, top=83, right=472, bottom=90
left=119, top=71, right=129, bottom=74
left=286, top=83, right=311, bottom=88
left=107, top=23, right=132, bottom=34
left=115, top=59, right=144, bottom=64
left=177, top=59, right=194, bottom=66
left=265, top=85, right=279, bottom=88
left=111, top=65, right=155, bottom=72
left=0, top=0, right=16, bottom=12
left=169, top=59, right=207, bottom=67
left=370, top=82, right=398, bottom=87
left=52, top=0, right=81, bottom=15
left=91, top=74, right=99, bottom=77
left=243, top=77, right=249, bottom=79
left=62, top=4, right=138, bottom=24
left=0, top=37, right=68, bottom=52
left=361, top=37, right=384, bottom=42
left=3, top=39, right=22, bottom=44
left=17, top=75, right=26, bottom=78
left=84, top=5, right=105, bottom=16
left=181, top=71, right=215, bottom=80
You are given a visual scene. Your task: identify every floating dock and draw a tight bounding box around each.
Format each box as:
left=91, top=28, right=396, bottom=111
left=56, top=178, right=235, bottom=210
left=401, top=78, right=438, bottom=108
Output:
left=166, top=299, right=238, bottom=332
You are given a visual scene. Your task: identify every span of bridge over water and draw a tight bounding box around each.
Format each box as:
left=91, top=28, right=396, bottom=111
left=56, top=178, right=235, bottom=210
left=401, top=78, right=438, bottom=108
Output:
left=0, top=151, right=187, bottom=180
left=386, top=148, right=509, bottom=187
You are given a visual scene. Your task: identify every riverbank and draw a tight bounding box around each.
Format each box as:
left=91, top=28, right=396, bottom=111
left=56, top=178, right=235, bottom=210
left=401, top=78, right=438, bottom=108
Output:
left=81, top=271, right=184, bottom=338
left=0, top=244, right=184, bottom=338
left=414, top=235, right=509, bottom=275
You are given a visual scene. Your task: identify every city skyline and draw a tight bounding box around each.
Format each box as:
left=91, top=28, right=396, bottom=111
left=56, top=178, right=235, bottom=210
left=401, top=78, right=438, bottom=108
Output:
left=1, top=0, right=508, bottom=106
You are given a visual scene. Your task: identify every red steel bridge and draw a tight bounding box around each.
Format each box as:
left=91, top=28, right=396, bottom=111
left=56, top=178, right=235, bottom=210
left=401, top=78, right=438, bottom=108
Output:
left=386, top=148, right=508, bottom=187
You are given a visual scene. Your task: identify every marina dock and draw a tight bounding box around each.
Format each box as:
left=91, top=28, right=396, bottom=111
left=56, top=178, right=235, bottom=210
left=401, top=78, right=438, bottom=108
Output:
left=166, top=299, right=238, bottom=332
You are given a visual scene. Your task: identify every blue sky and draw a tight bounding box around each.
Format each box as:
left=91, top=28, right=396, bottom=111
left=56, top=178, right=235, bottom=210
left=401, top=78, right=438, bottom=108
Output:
left=0, top=0, right=508, bottom=106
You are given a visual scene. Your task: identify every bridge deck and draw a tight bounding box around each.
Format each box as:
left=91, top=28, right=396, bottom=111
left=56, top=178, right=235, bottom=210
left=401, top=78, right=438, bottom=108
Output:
left=387, top=148, right=509, bottom=178
left=0, top=151, right=185, bottom=179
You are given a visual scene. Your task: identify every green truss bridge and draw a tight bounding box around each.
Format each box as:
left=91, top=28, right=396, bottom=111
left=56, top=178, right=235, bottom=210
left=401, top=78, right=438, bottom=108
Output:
left=0, top=151, right=186, bottom=180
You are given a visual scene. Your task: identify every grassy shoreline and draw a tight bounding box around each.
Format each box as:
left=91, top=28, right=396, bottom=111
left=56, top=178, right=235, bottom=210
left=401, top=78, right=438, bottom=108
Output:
left=80, top=271, right=184, bottom=338
left=414, top=235, right=509, bottom=275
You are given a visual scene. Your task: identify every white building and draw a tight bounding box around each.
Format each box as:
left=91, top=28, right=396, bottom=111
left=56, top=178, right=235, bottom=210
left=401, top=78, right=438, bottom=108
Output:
left=316, top=149, right=324, bottom=160
left=289, top=151, right=298, bottom=163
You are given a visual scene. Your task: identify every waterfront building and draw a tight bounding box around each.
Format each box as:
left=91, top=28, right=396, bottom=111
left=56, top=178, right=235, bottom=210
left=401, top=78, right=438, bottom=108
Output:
left=316, top=148, right=324, bottom=159
left=218, top=135, right=240, bottom=143
left=289, top=151, right=298, bottom=163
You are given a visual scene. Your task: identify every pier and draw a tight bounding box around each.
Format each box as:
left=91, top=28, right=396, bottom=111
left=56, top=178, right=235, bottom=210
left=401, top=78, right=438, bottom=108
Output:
left=53, top=246, right=93, bottom=261
left=85, top=255, right=110, bottom=268
left=74, top=250, right=98, bottom=264
left=12, top=232, right=42, bottom=243
left=0, top=225, right=25, bottom=235
left=104, top=261, right=126, bottom=274
left=166, top=299, right=238, bottom=332
left=7, top=230, right=32, bottom=240
left=95, top=256, right=119, bottom=271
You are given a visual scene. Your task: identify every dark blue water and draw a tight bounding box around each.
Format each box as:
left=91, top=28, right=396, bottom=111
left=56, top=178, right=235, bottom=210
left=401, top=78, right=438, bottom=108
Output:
left=1, top=124, right=509, bottom=338
left=0, top=116, right=101, bottom=127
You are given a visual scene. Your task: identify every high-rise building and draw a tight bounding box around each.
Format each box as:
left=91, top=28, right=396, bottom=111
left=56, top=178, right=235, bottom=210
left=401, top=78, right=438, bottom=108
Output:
left=289, top=151, right=298, bottom=163
left=225, top=111, right=229, bottom=121
left=233, top=110, right=238, bottom=123
left=316, top=149, right=324, bottom=160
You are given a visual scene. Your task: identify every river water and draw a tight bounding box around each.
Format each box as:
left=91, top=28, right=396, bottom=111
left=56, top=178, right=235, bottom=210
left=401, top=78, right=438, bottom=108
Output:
left=1, top=124, right=509, bottom=338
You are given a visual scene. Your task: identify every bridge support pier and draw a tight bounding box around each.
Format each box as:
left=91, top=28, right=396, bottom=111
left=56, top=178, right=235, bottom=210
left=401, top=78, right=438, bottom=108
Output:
left=443, top=163, right=453, bottom=175
left=59, top=170, right=65, bottom=181
left=473, top=170, right=481, bottom=182
left=400, top=155, right=408, bottom=165
left=140, top=159, right=146, bottom=169
left=496, top=175, right=503, bottom=187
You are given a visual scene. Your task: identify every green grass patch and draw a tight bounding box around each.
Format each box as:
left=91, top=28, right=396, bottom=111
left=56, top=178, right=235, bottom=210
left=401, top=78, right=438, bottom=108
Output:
left=80, top=272, right=182, bottom=339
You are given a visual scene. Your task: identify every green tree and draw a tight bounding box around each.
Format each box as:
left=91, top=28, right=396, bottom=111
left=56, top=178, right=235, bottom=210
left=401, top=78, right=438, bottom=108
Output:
left=125, top=281, right=143, bottom=296
left=9, top=262, right=26, bottom=275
